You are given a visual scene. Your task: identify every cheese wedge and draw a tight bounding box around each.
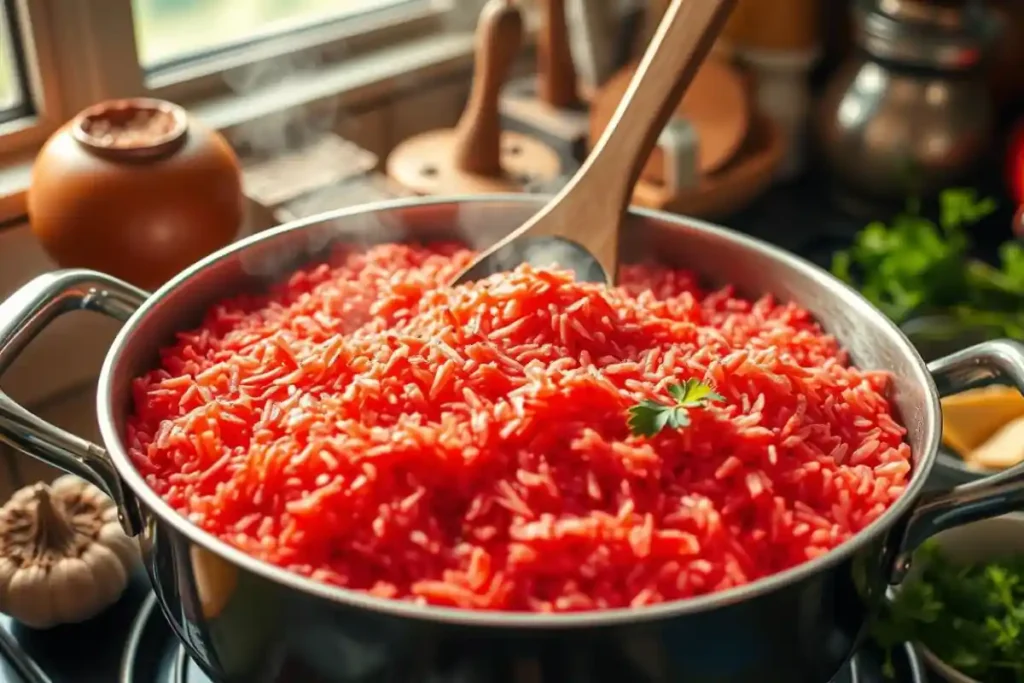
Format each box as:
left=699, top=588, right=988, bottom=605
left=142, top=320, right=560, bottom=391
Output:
left=965, top=415, right=1024, bottom=471
left=940, top=385, right=1024, bottom=457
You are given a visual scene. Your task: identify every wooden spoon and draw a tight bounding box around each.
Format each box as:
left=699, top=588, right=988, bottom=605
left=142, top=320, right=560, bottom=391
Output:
left=453, top=0, right=738, bottom=286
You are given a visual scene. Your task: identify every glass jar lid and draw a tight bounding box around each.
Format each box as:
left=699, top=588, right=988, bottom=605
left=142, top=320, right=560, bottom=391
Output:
left=854, top=0, right=999, bottom=71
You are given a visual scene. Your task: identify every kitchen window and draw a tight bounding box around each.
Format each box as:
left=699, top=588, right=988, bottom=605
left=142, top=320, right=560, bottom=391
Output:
left=133, top=0, right=418, bottom=69
left=0, top=0, right=31, bottom=125
left=129, top=0, right=455, bottom=99
left=0, top=0, right=478, bottom=221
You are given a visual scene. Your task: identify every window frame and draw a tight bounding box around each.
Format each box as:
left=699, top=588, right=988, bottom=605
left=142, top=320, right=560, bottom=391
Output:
left=0, top=0, right=64, bottom=157
left=1, top=0, right=477, bottom=148
left=39, top=0, right=468, bottom=113
left=0, top=0, right=32, bottom=123
left=143, top=0, right=452, bottom=99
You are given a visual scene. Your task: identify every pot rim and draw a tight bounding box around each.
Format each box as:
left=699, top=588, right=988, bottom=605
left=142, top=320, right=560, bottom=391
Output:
left=95, top=193, right=940, bottom=627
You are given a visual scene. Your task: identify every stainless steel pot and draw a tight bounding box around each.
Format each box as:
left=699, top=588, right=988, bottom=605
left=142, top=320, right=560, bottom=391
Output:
left=2, top=195, right=1024, bottom=683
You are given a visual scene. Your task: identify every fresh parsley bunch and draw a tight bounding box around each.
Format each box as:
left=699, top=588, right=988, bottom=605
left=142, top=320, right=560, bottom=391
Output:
left=874, top=541, right=1024, bottom=683
left=832, top=189, right=1024, bottom=338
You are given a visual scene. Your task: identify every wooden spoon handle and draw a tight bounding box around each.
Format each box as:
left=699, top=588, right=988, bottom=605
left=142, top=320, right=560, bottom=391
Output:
left=584, top=0, right=736, bottom=212
left=536, top=0, right=579, bottom=108
left=637, top=0, right=671, bottom=57
left=456, top=0, right=737, bottom=287
left=523, top=0, right=737, bottom=271
left=452, top=0, right=523, bottom=176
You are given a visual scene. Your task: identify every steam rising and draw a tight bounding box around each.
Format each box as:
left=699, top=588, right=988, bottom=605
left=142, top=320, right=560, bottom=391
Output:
left=228, top=0, right=525, bottom=281
left=224, top=50, right=342, bottom=159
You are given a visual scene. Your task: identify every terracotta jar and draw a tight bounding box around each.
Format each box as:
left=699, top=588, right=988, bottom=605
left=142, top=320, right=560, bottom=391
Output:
left=28, top=99, right=243, bottom=291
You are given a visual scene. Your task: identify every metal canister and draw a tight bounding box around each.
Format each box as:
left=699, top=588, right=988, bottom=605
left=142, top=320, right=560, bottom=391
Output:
left=815, top=0, right=999, bottom=205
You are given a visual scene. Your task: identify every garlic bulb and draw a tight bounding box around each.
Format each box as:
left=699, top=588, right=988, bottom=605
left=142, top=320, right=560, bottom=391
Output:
left=0, top=475, right=138, bottom=628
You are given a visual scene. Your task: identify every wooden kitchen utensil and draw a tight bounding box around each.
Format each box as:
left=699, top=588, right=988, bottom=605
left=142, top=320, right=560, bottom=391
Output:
left=589, top=53, right=751, bottom=182
left=722, top=0, right=819, bottom=52
left=386, top=0, right=561, bottom=195
left=537, top=0, right=580, bottom=109
left=454, top=0, right=739, bottom=287
left=499, top=0, right=590, bottom=162
left=638, top=0, right=672, bottom=55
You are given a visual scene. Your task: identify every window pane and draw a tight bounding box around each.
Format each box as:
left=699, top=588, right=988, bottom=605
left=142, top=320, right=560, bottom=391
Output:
left=0, top=2, right=25, bottom=115
left=133, top=0, right=413, bottom=69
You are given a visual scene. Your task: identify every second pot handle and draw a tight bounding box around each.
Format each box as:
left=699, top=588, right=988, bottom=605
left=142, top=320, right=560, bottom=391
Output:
left=0, top=269, right=149, bottom=536
left=890, top=339, right=1024, bottom=582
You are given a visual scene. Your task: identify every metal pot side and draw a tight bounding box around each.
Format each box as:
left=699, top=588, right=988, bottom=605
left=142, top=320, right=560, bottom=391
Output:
left=1, top=195, right=1024, bottom=683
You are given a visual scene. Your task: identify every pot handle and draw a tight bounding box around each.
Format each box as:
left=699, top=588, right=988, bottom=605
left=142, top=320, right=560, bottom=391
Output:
left=0, top=269, right=149, bottom=536
left=890, top=339, right=1024, bottom=582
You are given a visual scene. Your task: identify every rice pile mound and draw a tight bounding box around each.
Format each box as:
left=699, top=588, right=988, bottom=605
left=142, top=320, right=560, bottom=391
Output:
left=127, top=243, right=911, bottom=612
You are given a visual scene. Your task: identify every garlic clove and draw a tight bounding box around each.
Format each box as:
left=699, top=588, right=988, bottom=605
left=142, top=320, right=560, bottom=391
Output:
left=50, top=474, right=86, bottom=497
left=0, top=558, right=18, bottom=614
left=965, top=416, right=1024, bottom=471
left=0, top=477, right=137, bottom=628
left=51, top=557, right=98, bottom=625
left=81, top=543, right=127, bottom=608
left=99, top=504, right=139, bottom=567
left=7, top=565, right=56, bottom=630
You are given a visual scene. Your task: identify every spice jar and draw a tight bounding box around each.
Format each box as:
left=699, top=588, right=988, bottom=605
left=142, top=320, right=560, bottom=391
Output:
left=815, top=0, right=999, bottom=205
left=29, top=99, right=243, bottom=291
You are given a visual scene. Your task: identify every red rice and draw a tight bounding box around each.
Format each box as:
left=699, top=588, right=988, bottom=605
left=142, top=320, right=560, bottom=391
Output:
left=126, top=243, right=911, bottom=612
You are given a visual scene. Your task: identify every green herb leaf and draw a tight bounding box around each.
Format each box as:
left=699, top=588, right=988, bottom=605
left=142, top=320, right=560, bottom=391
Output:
left=872, top=540, right=1024, bottom=683
left=668, top=378, right=725, bottom=407
left=627, top=400, right=677, bottom=437
left=831, top=187, right=1024, bottom=339
left=627, top=380, right=723, bottom=437
left=941, top=188, right=997, bottom=233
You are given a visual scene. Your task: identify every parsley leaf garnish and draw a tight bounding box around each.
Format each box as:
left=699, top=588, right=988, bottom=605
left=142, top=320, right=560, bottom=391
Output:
left=627, top=379, right=724, bottom=437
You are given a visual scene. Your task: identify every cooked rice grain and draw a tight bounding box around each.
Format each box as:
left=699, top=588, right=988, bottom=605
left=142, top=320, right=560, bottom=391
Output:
left=127, top=243, right=911, bottom=612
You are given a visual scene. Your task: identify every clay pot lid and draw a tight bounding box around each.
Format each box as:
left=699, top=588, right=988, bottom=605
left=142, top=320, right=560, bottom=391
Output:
left=589, top=55, right=751, bottom=181
left=72, top=98, right=188, bottom=161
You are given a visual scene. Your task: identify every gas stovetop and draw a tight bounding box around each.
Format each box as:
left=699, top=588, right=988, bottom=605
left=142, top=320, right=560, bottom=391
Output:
left=0, top=572, right=927, bottom=683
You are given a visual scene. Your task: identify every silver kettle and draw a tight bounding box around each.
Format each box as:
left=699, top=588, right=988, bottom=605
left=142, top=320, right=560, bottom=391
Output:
left=815, top=0, right=999, bottom=205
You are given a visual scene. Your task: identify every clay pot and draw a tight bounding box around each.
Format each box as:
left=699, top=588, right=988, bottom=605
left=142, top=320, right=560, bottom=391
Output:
left=29, top=99, right=243, bottom=291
